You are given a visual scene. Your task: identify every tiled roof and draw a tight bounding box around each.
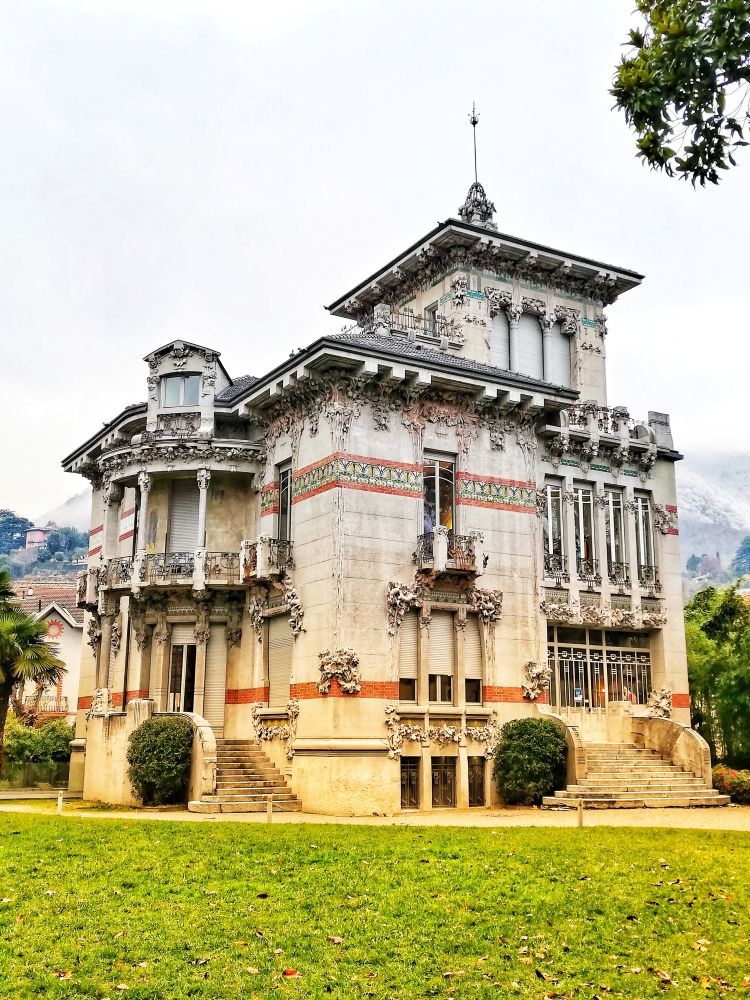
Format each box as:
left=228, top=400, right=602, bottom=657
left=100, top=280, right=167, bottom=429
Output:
left=13, top=582, right=84, bottom=625
left=332, top=331, right=575, bottom=394
left=215, top=375, right=258, bottom=402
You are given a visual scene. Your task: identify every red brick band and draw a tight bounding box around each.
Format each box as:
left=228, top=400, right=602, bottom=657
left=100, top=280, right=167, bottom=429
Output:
left=291, top=680, right=400, bottom=699
left=225, top=687, right=269, bottom=705
left=77, top=695, right=92, bottom=710
left=484, top=686, right=548, bottom=704
left=672, top=693, right=690, bottom=709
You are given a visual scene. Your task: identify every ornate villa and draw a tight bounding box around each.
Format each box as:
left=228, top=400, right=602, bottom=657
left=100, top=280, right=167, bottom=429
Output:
left=63, top=179, right=726, bottom=812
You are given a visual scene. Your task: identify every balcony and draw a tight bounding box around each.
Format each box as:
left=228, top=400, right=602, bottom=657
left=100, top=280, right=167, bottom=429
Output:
left=241, top=537, right=294, bottom=581
left=204, top=551, right=241, bottom=585
left=413, top=529, right=485, bottom=575
left=577, top=557, right=601, bottom=591
left=608, top=561, right=631, bottom=592
left=638, top=563, right=662, bottom=594
left=543, top=552, right=569, bottom=586
left=143, top=552, right=195, bottom=586
left=360, top=305, right=465, bottom=347
left=96, top=550, right=246, bottom=592
left=107, top=556, right=134, bottom=589
left=23, top=695, right=69, bottom=715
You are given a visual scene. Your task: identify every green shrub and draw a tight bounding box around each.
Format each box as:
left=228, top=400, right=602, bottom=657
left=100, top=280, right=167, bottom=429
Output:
left=713, top=764, right=750, bottom=804
left=126, top=716, right=194, bottom=805
left=493, top=718, right=567, bottom=806
left=3, top=714, right=74, bottom=769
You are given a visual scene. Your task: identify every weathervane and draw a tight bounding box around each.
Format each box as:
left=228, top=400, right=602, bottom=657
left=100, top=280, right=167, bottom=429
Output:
left=468, top=102, right=479, bottom=183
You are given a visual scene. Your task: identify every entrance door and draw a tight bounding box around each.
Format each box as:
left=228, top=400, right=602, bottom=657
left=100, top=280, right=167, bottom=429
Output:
left=431, top=756, right=456, bottom=808
left=168, top=626, right=196, bottom=713
left=400, top=757, right=420, bottom=809
left=468, top=757, right=485, bottom=807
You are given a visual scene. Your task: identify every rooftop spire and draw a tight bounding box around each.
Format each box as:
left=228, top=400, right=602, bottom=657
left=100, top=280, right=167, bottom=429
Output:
left=458, top=102, right=497, bottom=231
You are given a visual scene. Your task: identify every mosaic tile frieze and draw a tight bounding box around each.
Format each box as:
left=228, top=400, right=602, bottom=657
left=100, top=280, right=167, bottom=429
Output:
left=292, top=453, right=423, bottom=503
left=456, top=472, right=537, bottom=513
left=260, top=480, right=279, bottom=517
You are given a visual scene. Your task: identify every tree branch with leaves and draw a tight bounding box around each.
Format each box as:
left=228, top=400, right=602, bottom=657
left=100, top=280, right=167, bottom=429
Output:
left=613, top=0, right=750, bottom=185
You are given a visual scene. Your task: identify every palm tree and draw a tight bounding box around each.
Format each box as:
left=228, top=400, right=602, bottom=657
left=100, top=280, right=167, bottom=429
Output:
left=0, top=570, right=64, bottom=771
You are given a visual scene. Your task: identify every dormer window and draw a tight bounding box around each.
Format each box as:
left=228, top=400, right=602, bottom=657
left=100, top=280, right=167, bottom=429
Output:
left=162, top=373, right=201, bottom=407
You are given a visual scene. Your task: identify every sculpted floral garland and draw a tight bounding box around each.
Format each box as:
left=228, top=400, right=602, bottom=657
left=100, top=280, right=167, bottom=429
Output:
left=384, top=705, right=501, bottom=759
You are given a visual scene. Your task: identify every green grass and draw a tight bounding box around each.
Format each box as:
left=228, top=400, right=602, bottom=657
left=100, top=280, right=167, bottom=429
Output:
left=0, top=815, right=748, bottom=998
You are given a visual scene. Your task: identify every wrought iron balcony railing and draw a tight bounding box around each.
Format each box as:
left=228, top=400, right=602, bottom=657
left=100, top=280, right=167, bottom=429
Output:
left=413, top=530, right=482, bottom=574
left=204, top=551, right=241, bottom=585
left=638, top=563, right=662, bottom=593
left=107, top=556, right=134, bottom=589
left=269, top=539, right=294, bottom=574
left=577, top=557, right=602, bottom=591
left=446, top=532, right=476, bottom=571
left=24, top=694, right=69, bottom=714
left=144, top=552, right=195, bottom=585
left=608, top=561, right=631, bottom=592
left=543, top=552, right=569, bottom=586
left=241, top=538, right=294, bottom=581
left=360, top=307, right=464, bottom=344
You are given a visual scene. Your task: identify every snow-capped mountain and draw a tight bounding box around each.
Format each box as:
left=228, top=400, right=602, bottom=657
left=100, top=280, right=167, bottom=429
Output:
left=676, top=453, right=750, bottom=570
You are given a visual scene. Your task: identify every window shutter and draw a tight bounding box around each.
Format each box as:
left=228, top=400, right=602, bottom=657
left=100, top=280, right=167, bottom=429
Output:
left=546, top=322, right=571, bottom=387
left=168, top=480, right=199, bottom=552
left=399, top=612, right=419, bottom=679
left=490, top=312, right=510, bottom=369
left=170, top=623, right=195, bottom=645
left=516, top=314, right=543, bottom=379
left=464, top=616, right=483, bottom=679
left=427, top=612, right=455, bottom=676
left=268, top=615, right=293, bottom=707
left=204, top=625, right=227, bottom=731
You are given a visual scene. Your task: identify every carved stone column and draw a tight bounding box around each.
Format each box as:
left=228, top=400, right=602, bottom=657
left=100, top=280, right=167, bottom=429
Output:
left=624, top=486, right=641, bottom=604
left=540, top=312, right=555, bottom=382
left=136, top=471, right=151, bottom=553
left=192, top=614, right=210, bottom=718
left=420, top=746, right=432, bottom=811
left=506, top=304, right=522, bottom=373
left=96, top=611, right=116, bottom=689
left=197, top=468, right=211, bottom=548
left=594, top=492, right=611, bottom=605
left=102, top=482, right=123, bottom=561
left=149, top=616, right=171, bottom=711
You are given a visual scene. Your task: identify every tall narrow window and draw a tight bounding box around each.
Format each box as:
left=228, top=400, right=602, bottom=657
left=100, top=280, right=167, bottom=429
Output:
left=278, top=465, right=292, bottom=542
left=168, top=479, right=200, bottom=553
left=398, top=611, right=419, bottom=703
left=168, top=627, right=197, bottom=713
left=516, top=313, right=544, bottom=379
left=634, top=494, right=658, bottom=589
left=428, top=611, right=455, bottom=705
left=605, top=489, right=628, bottom=588
left=543, top=482, right=565, bottom=580
left=268, top=614, right=293, bottom=708
left=423, top=456, right=455, bottom=534
left=490, top=310, right=510, bottom=369
left=464, top=615, right=483, bottom=704
left=424, top=302, right=439, bottom=336
left=574, top=486, right=597, bottom=583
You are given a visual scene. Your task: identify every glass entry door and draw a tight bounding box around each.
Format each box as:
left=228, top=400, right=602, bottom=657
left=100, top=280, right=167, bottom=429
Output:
left=431, top=757, right=456, bottom=808
left=168, top=642, right=196, bottom=713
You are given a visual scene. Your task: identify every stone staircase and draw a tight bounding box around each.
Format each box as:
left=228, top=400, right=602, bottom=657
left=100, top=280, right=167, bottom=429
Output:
left=542, top=743, right=730, bottom=809
left=188, top=739, right=302, bottom=814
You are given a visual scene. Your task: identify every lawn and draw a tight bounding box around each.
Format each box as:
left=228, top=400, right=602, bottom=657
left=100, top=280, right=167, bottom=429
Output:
left=0, top=815, right=748, bottom=998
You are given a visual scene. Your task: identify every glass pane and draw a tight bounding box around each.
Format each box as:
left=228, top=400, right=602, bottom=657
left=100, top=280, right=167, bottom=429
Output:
left=183, top=375, right=200, bottom=406
left=278, top=468, right=291, bottom=541
left=399, top=678, right=417, bottom=702
left=423, top=464, right=437, bottom=533
left=163, top=376, right=181, bottom=407
left=183, top=645, right=196, bottom=714
left=169, top=645, right=183, bottom=711
left=557, top=627, right=587, bottom=644
left=438, top=462, right=454, bottom=530
left=544, top=485, right=564, bottom=556
left=441, top=674, right=453, bottom=703
left=428, top=674, right=438, bottom=702
left=465, top=679, right=482, bottom=704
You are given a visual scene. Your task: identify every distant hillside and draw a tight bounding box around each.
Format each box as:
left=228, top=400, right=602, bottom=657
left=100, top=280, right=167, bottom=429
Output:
left=34, top=489, right=91, bottom=533
left=677, top=453, right=750, bottom=572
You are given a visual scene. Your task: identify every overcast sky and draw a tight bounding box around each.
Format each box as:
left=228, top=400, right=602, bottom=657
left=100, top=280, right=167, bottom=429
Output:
left=1, top=0, right=747, bottom=519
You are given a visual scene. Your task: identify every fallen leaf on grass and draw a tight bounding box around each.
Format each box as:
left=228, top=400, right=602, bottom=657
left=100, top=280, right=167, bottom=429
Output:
left=692, top=939, right=711, bottom=952
left=327, top=936, right=344, bottom=945
left=535, top=969, right=558, bottom=984
left=443, top=970, right=464, bottom=979
left=652, top=968, right=672, bottom=983
left=0, top=898, right=13, bottom=904
left=282, top=969, right=301, bottom=978
left=53, top=971, right=72, bottom=980
left=115, top=986, right=129, bottom=992
left=245, top=967, right=259, bottom=975
left=234, top=940, right=248, bottom=948
left=114, top=931, right=125, bottom=939
left=43, top=890, right=56, bottom=896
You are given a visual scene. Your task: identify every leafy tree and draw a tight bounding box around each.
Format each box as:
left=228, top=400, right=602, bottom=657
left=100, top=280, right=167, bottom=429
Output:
left=612, top=0, right=750, bottom=185
left=0, top=510, right=33, bottom=556
left=0, top=569, right=64, bottom=771
left=731, top=536, right=750, bottom=576
left=686, top=585, right=750, bottom=767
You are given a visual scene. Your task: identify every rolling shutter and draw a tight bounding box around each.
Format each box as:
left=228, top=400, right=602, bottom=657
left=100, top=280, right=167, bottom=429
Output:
left=490, top=312, right=510, bottom=370
left=399, top=612, right=419, bottom=679
left=464, top=616, right=483, bottom=679
left=204, top=625, right=227, bottom=732
left=546, top=322, right=571, bottom=387
left=170, top=623, right=195, bottom=645
left=268, top=615, right=293, bottom=708
left=427, top=612, right=455, bottom=676
left=168, top=479, right=199, bottom=552
left=516, top=314, right=543, bottom=379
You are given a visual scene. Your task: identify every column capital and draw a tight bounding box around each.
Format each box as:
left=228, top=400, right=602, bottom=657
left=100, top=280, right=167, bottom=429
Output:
left=137, top=470, right=151, bottom=494
left=197, top=468, right=211, bottom=490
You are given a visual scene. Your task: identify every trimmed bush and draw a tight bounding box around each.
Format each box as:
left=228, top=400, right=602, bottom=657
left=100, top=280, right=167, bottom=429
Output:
left=127, top=716, right=194, bottom=806
left=493, top=718, right=567, bottom=805
left=3, top=714, right=74, bottom=769
left=713, top=764, right=750, bottom=804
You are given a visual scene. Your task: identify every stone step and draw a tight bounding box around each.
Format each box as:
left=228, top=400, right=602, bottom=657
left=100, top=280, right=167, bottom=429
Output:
left=542, top=794, right=730, bottom=809
left=189, top=799, right=302, bottom=814
left=551, top=789, right=727, bottom=802
left=213, top=792, right=301, bottom=803
left=570, top=781, right=709, bottom=793
left=216, top=779, right=290, bottom=789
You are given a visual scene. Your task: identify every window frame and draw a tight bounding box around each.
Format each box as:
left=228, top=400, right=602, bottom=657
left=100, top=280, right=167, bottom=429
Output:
left=428, top=673, right=453, bottom=704
left=633, top=493, right=655, bottom=569
left=604, top=488, right=626, bottom=569
left=161, top=373, right=201, bottom=408
left=573, top=484, right=596, bottom=565
left=422, top=453, right=456, bottom=535
left=277, top=463, right=292, bottom=542
left=543, top=480, right=565, bottom=557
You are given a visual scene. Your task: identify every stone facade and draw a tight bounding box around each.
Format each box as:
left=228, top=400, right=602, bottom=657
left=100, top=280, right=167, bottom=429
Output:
left=63, top=184, right=690, bottom=814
